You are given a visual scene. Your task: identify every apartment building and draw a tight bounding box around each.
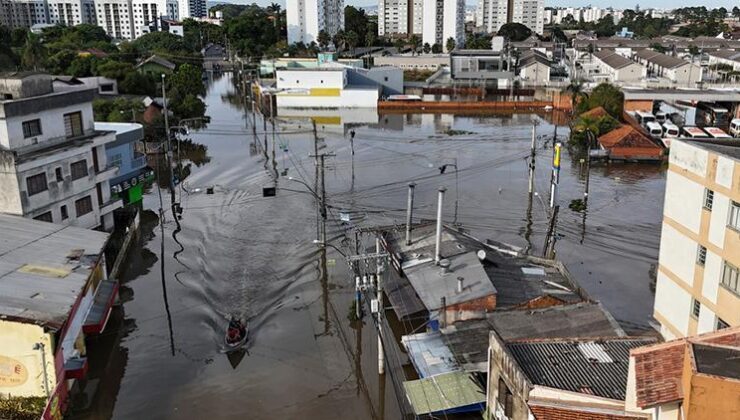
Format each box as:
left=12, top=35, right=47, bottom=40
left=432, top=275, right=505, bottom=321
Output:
left=654, top=139, right=740, bottom=340
left=177, top=0, right=204, bottom=18
left=94, top=0, right=134, bottom=39
left=378, top=0, right=422, bottom=36
left=422, top=0, right=464, bottom=49
left=0, top=72, right=121, bottom=230
left=286, top=0, right=344, bottom=45
left=477, top=0, right=543, bottom=35
left=0, top=0, right=49, bottom=29
left=47, top=0, right=97, bottom=25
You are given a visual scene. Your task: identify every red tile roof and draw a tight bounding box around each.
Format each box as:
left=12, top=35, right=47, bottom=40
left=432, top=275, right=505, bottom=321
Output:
left=631, top=327, right=740, bottom=408
left=530, top=403, right=647, bottom=420
left=597, top=125, right=663, bottom=160
left=579, top=106, right=610, bottom=119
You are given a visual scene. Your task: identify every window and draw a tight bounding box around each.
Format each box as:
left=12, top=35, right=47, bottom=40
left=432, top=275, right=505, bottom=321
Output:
left=696, top=245, right=707, bottom=266
left=70, top=159, right=88, bottom=180
left=703, top=188, right=714, bottom=210
left=691, top=298, right=701, bottom=318
left=75, top=195, right=93, bottom=217
left=109, top=153, right=122, bottom=168
left=26, top=172, right=48, bottom=196
left=721, top=261, right=739, bottom=295
left=33, top=211, right=53, bottom=223
left=717, top=318, right=729, bottom=330
left=63, top=111, right=84, bottom=138
left=60, top=205, right=68, bottom=220
left=729, top=201, right=740, bottom=231
left=55, top=167, right=63, bottom=182
left=22, top=119, right=42, bottom=138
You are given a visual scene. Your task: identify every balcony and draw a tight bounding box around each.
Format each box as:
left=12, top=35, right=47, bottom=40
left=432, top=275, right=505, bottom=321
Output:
left=130, top=154, right=147, bottom=170
left=96, top=163, right=119, bottom=182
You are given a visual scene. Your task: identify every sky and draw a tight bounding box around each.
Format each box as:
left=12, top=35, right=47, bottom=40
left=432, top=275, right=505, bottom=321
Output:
left=215, top=0, right=739, bottom=9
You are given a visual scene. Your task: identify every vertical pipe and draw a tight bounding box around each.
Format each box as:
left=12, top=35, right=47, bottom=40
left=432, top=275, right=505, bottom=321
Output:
left=528, top=123, right=536, bottom=194
left=376, top=237, right=384, bottom=375
left=435, top=187, right=446, bottom=265
left=405, top=183, right=416, bottom=246
left=549, top=142, right=562, bottom=208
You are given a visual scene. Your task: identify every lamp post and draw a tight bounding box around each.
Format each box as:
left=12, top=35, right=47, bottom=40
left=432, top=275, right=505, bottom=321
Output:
left=439, top=159, right=459, bottom=225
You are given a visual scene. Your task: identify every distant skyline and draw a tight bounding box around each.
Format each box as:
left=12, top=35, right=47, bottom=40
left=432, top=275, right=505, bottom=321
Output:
left=215, top=0, right=740, bottom=8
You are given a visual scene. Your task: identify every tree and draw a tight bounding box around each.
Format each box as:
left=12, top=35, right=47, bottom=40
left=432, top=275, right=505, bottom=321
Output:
left=68, top=56, right=97, bottom=77
left=345, top=30, right=359, bottom=55
left=119, top=72, right=157, bottom=95
left=45, top=50, right=77, bottom=74
left=168, top=63, right=205, bottom=98
left=445, top=37, right=456, bottom=52
left=317, top=30, right=331, bottom=50
left=578, top=83, right=624, bottom=118
left=432, top=43, right=443, bottom=54
left=172, top=94, right=207, bottom=119
left=365, top=31, right=377, bottom=48
left=96, top=60, right=134, bottom=80
left=734, top=6, right=740, bottom=21
left=565, top=79, right=587, bottom=111
left=423, top=42, right=431, bottom=54
left=497, top=23, right=532, bottom=42
left=333, top=30, right=347, bottom=51
left=409, top=34, right=421, bottom=56
left=21, top=34, right=46, bottom=71
left=344, top=6, right=369, bottom=46
left=393, top=38, right=405, bottom=53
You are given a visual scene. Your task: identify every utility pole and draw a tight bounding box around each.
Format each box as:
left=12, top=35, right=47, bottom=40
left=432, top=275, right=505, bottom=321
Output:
left=584, top=131, right=594, bottom=207
left=528, top=122, right=537, bottom=194
left=310, top=152, right=335, bottom=245
left=161, top=74, right=176, bottom=208
left=405, top=183, right=416, bottom=246
left=549, top=142, right=562, bottom=208
left=434, top=187, right=446, bottom=265
left=376, top=237, right=384, bottom=375
left=543, top=205, right=560, bottom=259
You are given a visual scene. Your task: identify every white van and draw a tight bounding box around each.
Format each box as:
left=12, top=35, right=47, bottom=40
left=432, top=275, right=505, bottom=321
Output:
left=662, top=122, right=680, bottom=138
left=646, top=122, right=664, bottom=138
left=682, top=127, right=709, bottom=139
left=636, top=111, right=656, bottom=125
left=730, top=118, right=740, bottom=138
left=704, top=127, right=732, bottom=139
left=655, top=111, right=667, bottom=123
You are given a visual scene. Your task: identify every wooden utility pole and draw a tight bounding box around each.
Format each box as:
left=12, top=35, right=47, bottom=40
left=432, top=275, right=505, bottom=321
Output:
left=376, top=237, right=384, bottom=375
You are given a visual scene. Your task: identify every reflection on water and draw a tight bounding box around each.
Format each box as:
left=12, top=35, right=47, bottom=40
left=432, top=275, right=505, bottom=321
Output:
left=83, top=73, right=666, bottom=420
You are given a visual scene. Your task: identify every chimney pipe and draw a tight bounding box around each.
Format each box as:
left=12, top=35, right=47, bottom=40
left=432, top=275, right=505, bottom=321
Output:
left=405, top=183, right=416, bottom=246
left=435, top=187, right=446, bottom=265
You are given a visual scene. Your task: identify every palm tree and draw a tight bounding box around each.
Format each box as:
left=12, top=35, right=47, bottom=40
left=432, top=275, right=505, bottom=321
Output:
left=345, top=31, right=359, bottom=56
left=332, top=30, right=347, bottom=52
left=409, top=34, right=421, bottom=56
left=317, top=30, right=330, bottom=51
left=21, top=34, right=45, bottom=71
left=565, top=79, right=587, bottom=112
left=393, top=38, right=405, bottom=54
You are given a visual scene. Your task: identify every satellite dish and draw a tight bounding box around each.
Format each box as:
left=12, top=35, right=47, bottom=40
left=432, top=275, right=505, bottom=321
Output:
left=477, top=250, right=487, bottom=261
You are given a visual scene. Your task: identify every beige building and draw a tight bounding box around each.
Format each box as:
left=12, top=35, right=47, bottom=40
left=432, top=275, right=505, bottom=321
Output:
left=654, top=139, right=740, bottom=340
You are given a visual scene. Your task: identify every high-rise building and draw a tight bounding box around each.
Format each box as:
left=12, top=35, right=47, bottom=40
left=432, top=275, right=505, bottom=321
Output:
left=0, top=0, right=49, bottom=29
left=178, top=0, right=205, bottom=18
left=47, top=0, right=96, bottom=25
left=421, top=0, right=464, bottom=49
left=476, top=0, right=507, bottom=34
left=654, top=139, right=740, bottom=340
left=94, top=0, right=135, bottom=39
left=476, top=0, right=543, bottom=35
left=286, top=0, right=344, bottom=45
left=377, top=0, right=422, bottom=36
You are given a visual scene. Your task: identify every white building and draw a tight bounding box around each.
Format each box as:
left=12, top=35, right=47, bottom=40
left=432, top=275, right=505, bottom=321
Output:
left=476, top=0, right=507, bottom=34
left=477, top=0, right=544, bottom=36
left=0, top=73, right=121, bottom=230
left=511, top=0, right=543, bottom=35
left=47, top=0, right=96, bottom=25
left=590, top=49, right=645, bottom=83
left=378, top=0, right=417, bottom=36
left=94, top=0, right=134, bottom=39
left=287, top=0, right=344, bottom=45
left=274, top=62, right=402, bottom=108
left=422, top=0, right=464, bottom=49
left=0, top=0, right=49, bottom=29
left=178, top=0, right=205, bottom=18
left=653, top=139, right=740, bottom=339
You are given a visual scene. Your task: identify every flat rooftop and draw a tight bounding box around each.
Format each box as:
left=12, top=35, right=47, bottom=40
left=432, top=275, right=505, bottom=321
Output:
left=677, top=139, right=740, bottom=161
left=0, top=214, right=109, bottom=329
left=692, top=343, right=740, bottom=379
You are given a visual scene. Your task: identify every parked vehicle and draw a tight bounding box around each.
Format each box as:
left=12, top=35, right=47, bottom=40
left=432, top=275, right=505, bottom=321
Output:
left=635, top=111, right=656, bottom=125
left=704, top=127, right=732, bottom=139
left=646, top=122, right=664, bottom=138
left=730, top=119, right=740, bottom=138
left=655, top=112, right=667, bottom=123
left=695, top=103, right=729, bottom=129
left=682, top=127, right=709, bottom=138
left=662, top=122, right=680, bottom=138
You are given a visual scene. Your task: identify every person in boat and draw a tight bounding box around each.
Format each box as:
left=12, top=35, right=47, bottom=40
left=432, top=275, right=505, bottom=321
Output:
left=227, top=316, right=244, bottom=342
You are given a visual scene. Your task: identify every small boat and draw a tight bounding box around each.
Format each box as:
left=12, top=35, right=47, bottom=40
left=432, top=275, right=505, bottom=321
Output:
left=224, top=318, right=248, bottom=351
left=544, top=105, right=553, bottom=112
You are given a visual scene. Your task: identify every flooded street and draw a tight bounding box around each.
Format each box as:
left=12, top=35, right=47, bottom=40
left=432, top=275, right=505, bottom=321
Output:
left=74, top=73, right=665, bottom=419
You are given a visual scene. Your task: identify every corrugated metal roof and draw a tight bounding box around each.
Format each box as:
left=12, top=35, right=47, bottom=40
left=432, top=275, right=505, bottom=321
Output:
left=508, top=338, right=654, bottom=400
left=401, top=330, right=460, bottom=377
left=634, top=50, right=691, bottom=69
left=403, top=371, right=485, bottom=416
left=593, top=50, right=639, bottom=70
left=0, top=214, right=108, bottom=328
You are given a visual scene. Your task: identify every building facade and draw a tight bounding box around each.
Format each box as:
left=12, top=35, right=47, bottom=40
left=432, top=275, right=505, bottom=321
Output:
left=422, top=0, right=464, bottom=49
left=0, top=0, right=49, bottom=29
left=287, top=0, right=344, bottom=45
left=95, top=122, right=151, bottom=205
left=654, top=139, right=740, bottom=340
left=177, top=0, right=204, bottom=18
left=94, top=0, right=135, bottom=39
left=0, top=73, right=121, bottom=230
left=47, top=0, right=96, bottom=25
left=477, top=0, right=544, bottom=35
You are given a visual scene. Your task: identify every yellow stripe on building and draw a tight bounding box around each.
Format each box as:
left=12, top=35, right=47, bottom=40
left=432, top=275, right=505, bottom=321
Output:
left=18, top=265, right=71, bottom=278
left=312, top=116, right=342, bottom=125
left=309, top=88, right=341, bottom=97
